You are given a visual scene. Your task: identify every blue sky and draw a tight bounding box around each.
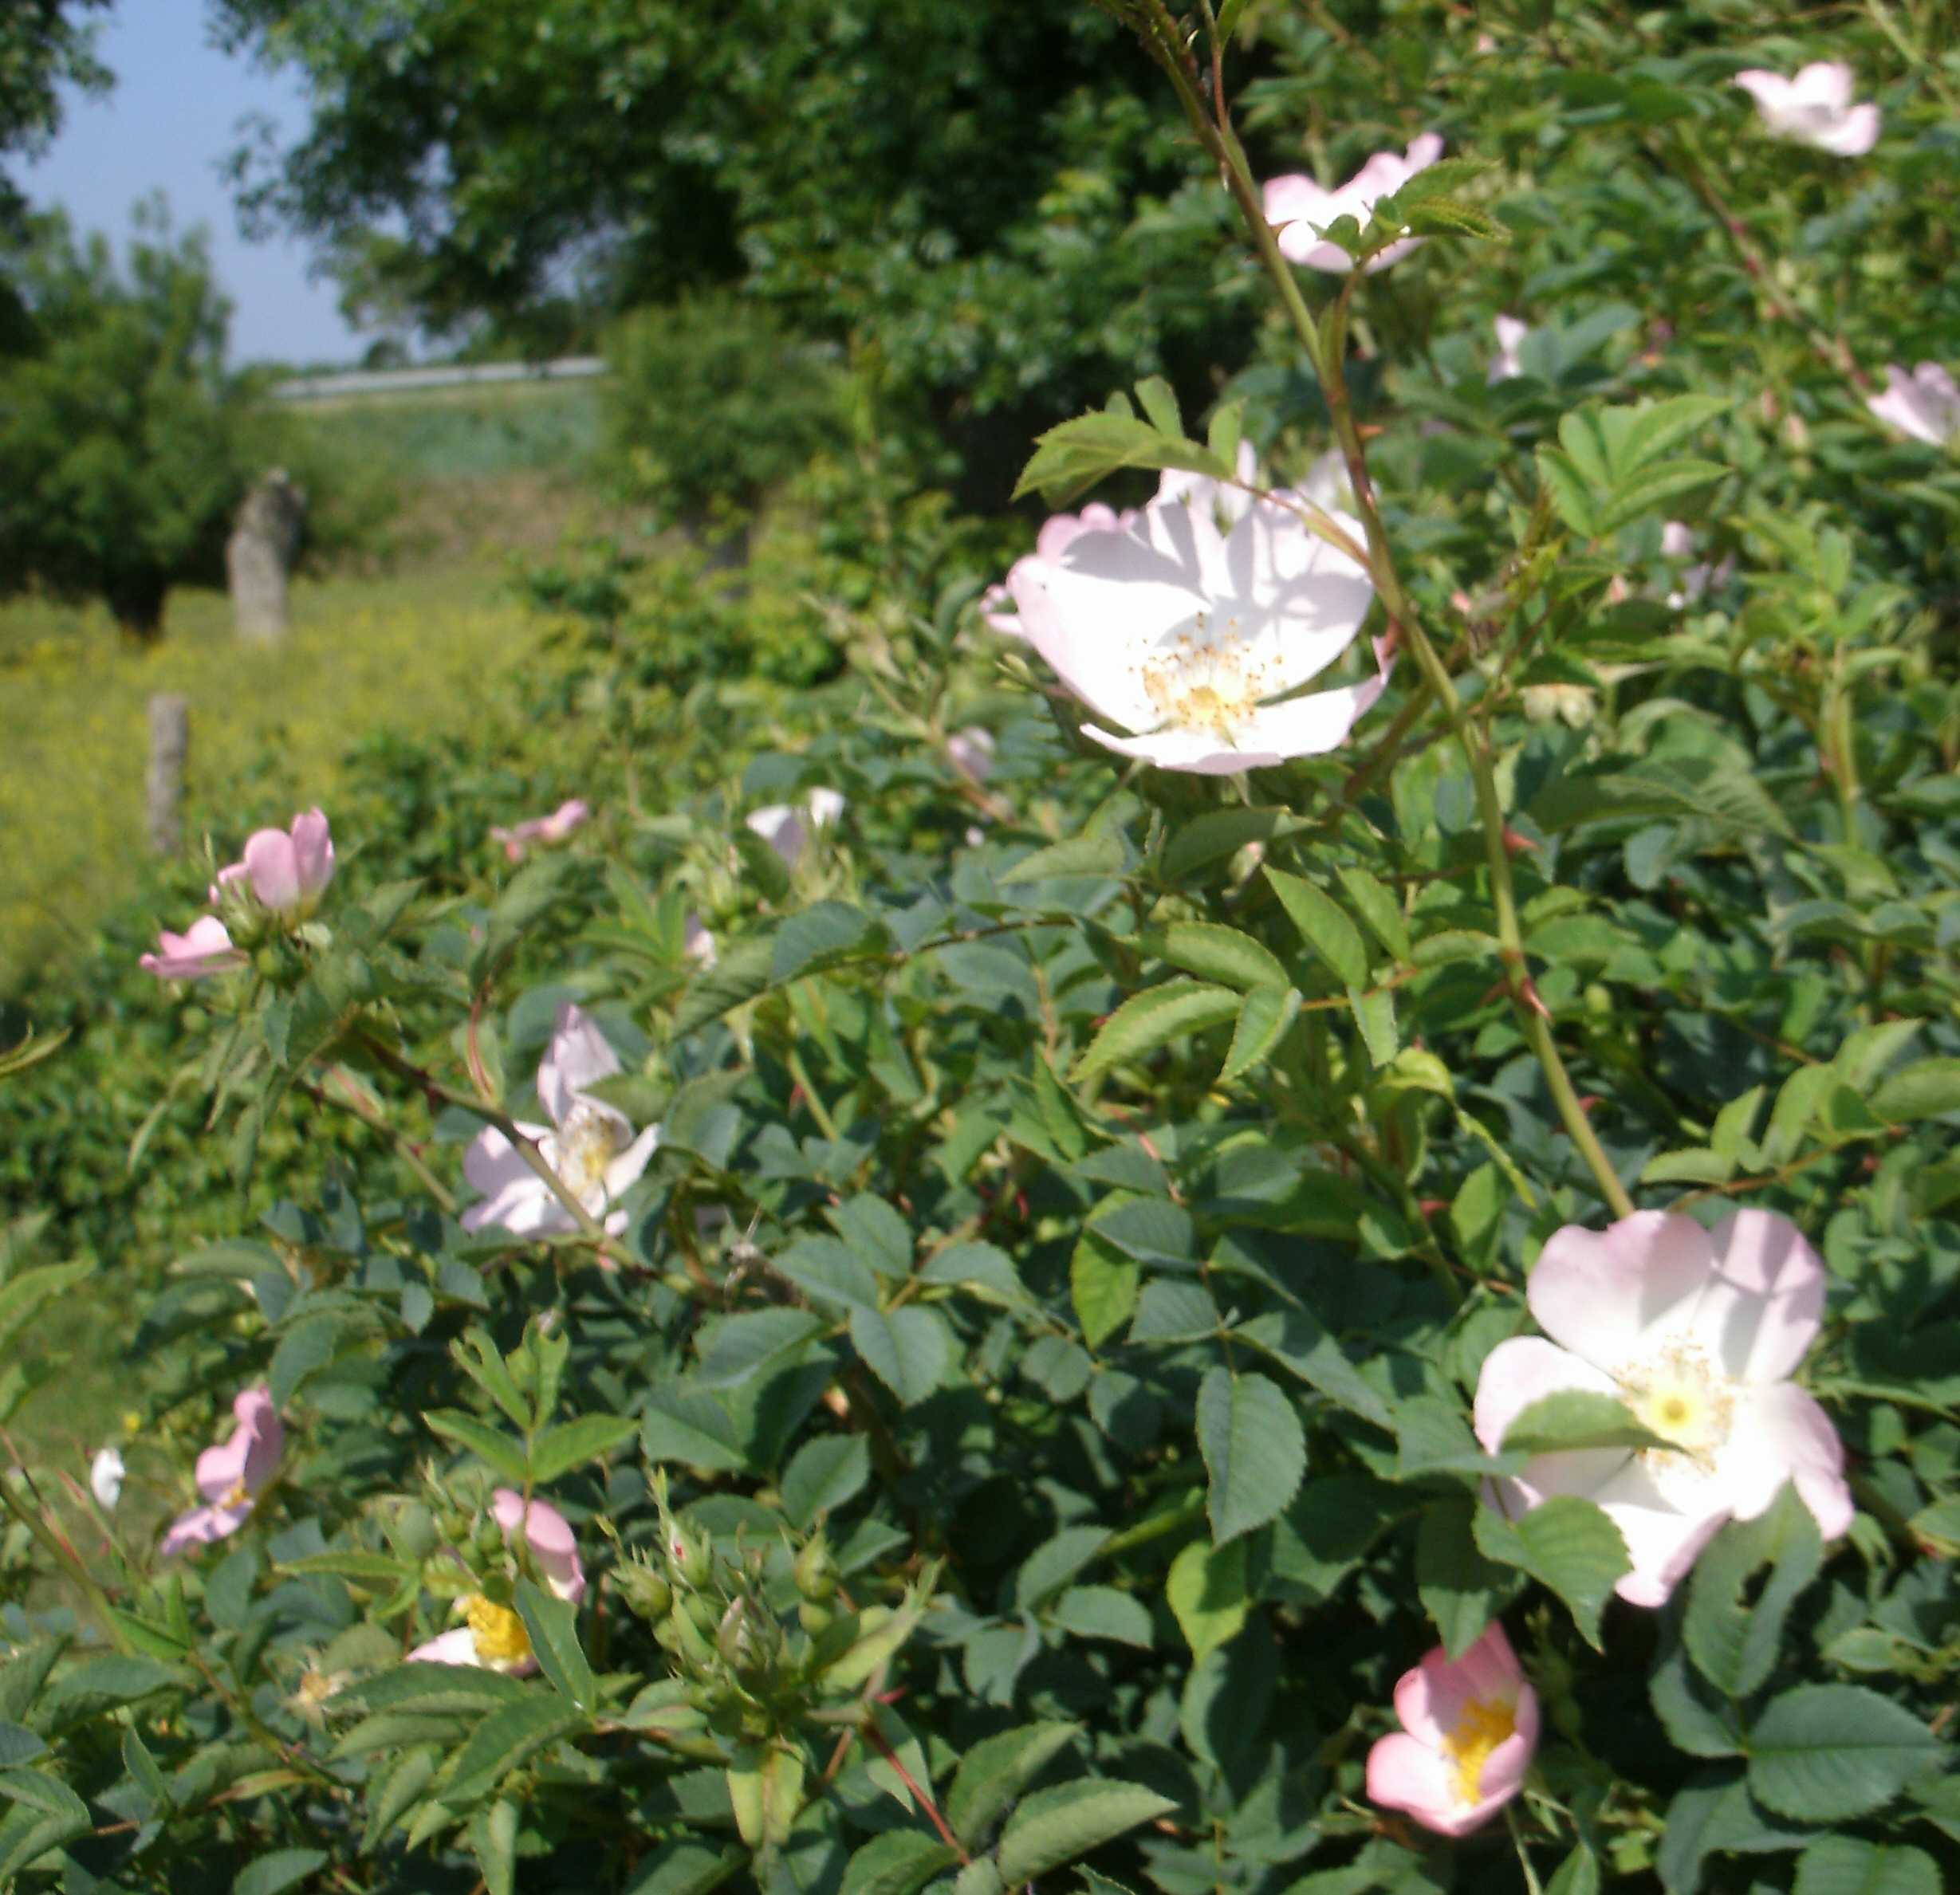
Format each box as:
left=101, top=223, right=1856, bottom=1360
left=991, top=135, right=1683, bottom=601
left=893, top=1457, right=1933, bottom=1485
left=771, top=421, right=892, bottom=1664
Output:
left=23, top=0, right=363, bottom=367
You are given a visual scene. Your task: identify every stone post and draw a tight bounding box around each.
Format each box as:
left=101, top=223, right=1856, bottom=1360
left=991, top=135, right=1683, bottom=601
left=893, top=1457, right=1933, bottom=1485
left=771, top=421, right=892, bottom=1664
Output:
left=226, top=470, right=308, bottom=643
left=147, top=694, right=189, bottom=858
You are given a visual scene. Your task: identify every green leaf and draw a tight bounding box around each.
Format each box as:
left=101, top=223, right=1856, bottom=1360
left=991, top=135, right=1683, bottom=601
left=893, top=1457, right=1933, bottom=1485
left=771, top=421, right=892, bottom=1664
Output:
left=918, top=1241, right=1027, bottom=1306
left=234, top=1850, right=329, bottom=1895
left=0, top=1261, right=90, bottom=1355
left=424, top=1409, right=530, bottom=1484
left=1642, top=1147, right=1737, bottom=1185
left=1501, top=1390, right=1674, bottom=1455
left=947, top=1720, right=1080, bottom=1850
left=276, top=1551, right=418, bottom=1587
left=1014, top=410, right=1230, bottom=507
left=1219, top=985, right=1301, bottom=1084
left=1544, top=1846, right=1601, bottom=1895
left=1401, top=195, right=1509, bottom=241
left=513, top=1581, right=596, bottom=1712
left=1684, top=1486, right=1822, bottom=1700
left=1746, top=1685, right=1941, bottom=1822
left=672, top=935, right=774, bottom=1037
left=640, top=1384, right=750, bottom=1472
left=779, top=1433, right=871, bottom=1527
left=1135, top=376, right=1183, bottom=437
left=1346, top=985, right=1398, bottom=1067
left=1417, top=1496, right=1524, bottom=1658
left=1165, top=1537, right=1246, bottom=1665
left=1072, top=981, right=1242, bottom=1082
left=1071, top=1226, right=1139, bottom=1350
left=1050, top=1586, right=1154, bottom=1649
left=850, top=1305, right=948, bottom=1405
left=1335, top=864, right=1411, bottom=965
left=1000, top=832, right=1126, bottom=885
left=528, top=1413, right=639, bottom=1483
left=996, top=1779, right=1177, bottom=1885
left=472, top=1800, right=518, bottom=1895
left=773, top=902, right=881, bottom=982
left=625, top=1842, right=750, bottom=1895
left=1868, top=1056, right=1960, bottom=1122
left=1793, top=1837, right=1940, bottom=1895
left=1196, top=1367, right=1305, bottom=1543
left=1474, top=1496, right=1629, bottom=1649
left=840, top=1832, right=958, bottom=1895
left=1153, top=922, right=1289, bottom=993
left=445, top=1693, right=588, bottom=1806
left=1233, top=1307, right=1394, bottom=1429
left=1265, top=868, right=1368, bottom=988
left=0, top=1779, right=92, bottom=1883
left=695, top=1308, right=823, bottom=1390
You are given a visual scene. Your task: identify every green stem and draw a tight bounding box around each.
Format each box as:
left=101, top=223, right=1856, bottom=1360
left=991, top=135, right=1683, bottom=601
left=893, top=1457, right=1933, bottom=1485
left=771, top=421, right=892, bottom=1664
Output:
left=0, top=1476, right=134, bottom=1655
left=1180, top=78, right=1635, bottom=1221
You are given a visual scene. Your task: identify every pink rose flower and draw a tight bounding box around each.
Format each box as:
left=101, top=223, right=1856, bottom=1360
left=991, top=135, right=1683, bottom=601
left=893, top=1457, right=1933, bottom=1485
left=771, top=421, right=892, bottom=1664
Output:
left=683, top=914, right=717, bottom=967
left=989, top=456, right=1387, bottom=774
left=140, top=915, right=245, bottom=981
left=1367, top=1622, right=1539, bottom=1836
left=746, top=790, right=844, bottom=871
left=227, top=808, right=336, bottom=917
left=160, top=1388, right=283, bottom=1555
left=461, top=1002, right=659, bottom=1238
left=1474, top=1209, right=1852, bottom=1607
left=491, top=1488, right=586, bottom=1604
left=1263, top=134, right=1445, bottom=273
left=1734, top=64, right=1879, bottom=156
left=490, top=798, right=590, bottom=862
left=1868, top=363, right=1960, bottom=447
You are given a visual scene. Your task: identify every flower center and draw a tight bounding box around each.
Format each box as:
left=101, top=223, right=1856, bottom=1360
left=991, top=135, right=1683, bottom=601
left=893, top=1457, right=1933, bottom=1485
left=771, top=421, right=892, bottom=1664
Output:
left=1442, top=1697, right=1516, bottom=1807
left=553, top=1102, right=630, bottom=1199
left=1623, top=1336, right=1734, bottom=1464
left=464, top=1595, right=533, bottom=1667
left=219, top=1479, right=253, bottom=1511
left=1137, top=613, right=1275, bottom=739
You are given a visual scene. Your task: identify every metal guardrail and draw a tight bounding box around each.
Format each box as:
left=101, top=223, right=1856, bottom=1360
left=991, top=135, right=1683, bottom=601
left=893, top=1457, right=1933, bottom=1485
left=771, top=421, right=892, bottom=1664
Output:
left=270, top=356, right=611, bottom=402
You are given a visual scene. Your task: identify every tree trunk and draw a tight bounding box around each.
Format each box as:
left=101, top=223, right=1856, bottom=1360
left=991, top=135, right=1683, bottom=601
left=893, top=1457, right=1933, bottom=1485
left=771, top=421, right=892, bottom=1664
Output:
left=108, top=569, right=170, bottom=641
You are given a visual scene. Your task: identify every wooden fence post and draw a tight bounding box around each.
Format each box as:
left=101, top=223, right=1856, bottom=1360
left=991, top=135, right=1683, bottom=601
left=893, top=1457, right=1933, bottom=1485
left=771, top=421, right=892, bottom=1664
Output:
left=147, top=694, right=189, bottom=857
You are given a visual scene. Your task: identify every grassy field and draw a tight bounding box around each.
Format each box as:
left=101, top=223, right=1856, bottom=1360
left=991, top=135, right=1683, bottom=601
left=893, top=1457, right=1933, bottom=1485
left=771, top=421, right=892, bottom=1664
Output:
left=0, top=568, right=541, bottom=993
left=0, top=377, right=632, bottom=996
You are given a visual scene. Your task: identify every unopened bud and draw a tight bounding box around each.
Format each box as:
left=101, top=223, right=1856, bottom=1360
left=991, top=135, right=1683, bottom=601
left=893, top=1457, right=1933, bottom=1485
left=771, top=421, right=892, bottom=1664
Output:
left=793, top=1536, right=837, bottom=1603
left=666, top=1521, right=712, bottom=1588
left=717, top=1597, right=777, bottom=1677
left=798, top=1600, right=834, bottom=1636
left=613, top=1562, right=673, bottom=1622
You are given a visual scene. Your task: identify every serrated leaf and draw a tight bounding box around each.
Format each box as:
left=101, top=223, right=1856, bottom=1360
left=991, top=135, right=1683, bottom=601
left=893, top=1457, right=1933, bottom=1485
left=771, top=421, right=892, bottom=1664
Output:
left=1165, top=1537, right=1246, bottom=1665
left=447, top=1694, right=588, bottom=1807
left=1220, top=986, right=1301, bottom=1084
left=850, top=1306, right=948, bottom=1405
left=1072, top=982, right=1242, bottom=1082
left=640, top=1384, right=750, bottom=1472
left=528, top=1413, right=639, bottom=1483
left=1050, top=1586, right=1154, bottom=1649
left=1501, top=1390, right=1674, bottom=1455
left=1684, top=1487, right=1823, bottom=1700
left=1346, top=985, right=1398, bottom=1067
left=1746, top=1685, right=1940, bottom=1822
left=1417, top=1496, right=1524, bottom=1658
left=1071, top=1227, right=1139, bottom=1350
left=839, top=1833, right=957, bottom=1895
left=1335, top=864, right=1411, bottom=964
left=1793, top=1837, right=1939, bottom=1895
left=1265, top=868, right=1368, bottom=988
left=773, top=902, right=881, bottom=983
left=423, top=1409, right=531, bottom=1484
left=234, top=1850, right=328, bottom=1895
left=1014, top=411, right=1230, bottom=507
left=695, top=1308, right=823, bottom=1390
left=947, top=1721, right=1080, bottom=1850
left=1868, top=1057, right=1960, bottom=1122
left=513, top=1580, right=596, bottom=1712
left=996, top=1779, right=1177, bottom=1885
left=1197, top=1367, right=1305, bottom=1543
left=779, top=1433, right=870, bottom=1527
left=671, top=934, right=774, bottom=1037
left=625, top=1842, right=749, bottom=1895
left=1000, top=832, right=1126, bottom=885
left=1474, top=1496, right=1628, bottom=1648
left=1154, top=922, right=1289, bottom=994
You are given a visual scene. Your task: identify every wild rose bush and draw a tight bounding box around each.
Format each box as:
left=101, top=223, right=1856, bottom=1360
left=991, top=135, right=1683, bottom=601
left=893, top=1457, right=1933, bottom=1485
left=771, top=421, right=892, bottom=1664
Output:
left=2, top=5, right=1959, bottom=1895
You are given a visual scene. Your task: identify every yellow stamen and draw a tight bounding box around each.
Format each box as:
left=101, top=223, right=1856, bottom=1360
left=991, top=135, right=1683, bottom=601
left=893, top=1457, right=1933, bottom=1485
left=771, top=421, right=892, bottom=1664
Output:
left=1442, top=1697, right=1516, bottom=1807
left=464, top=1595, right=533, bottom=1667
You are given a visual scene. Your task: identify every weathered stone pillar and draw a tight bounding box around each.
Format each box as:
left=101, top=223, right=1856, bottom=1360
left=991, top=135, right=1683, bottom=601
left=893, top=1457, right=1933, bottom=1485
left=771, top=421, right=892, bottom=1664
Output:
left=147, top=694, right=189, bottom=857
left=226, top=470, right=307, bottom=643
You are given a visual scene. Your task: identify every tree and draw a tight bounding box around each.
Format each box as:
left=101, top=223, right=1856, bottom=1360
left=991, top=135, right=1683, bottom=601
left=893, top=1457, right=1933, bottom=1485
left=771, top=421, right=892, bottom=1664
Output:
left=0, top=0, right=112, bottom=352
left=211, top=0, right=1258, bottom=478
left=0, top=207, right=264, bottom=635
